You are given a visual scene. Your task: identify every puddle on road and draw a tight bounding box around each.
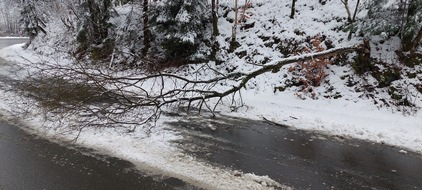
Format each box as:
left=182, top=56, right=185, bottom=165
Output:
left=167, top=115, right=422, bottom=190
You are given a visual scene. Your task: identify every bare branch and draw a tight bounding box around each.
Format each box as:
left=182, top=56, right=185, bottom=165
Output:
left=12, top=42, right=366, bottom=132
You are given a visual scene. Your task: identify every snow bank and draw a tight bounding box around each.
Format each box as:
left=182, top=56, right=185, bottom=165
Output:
left=225, top=90, right=422, bottom=154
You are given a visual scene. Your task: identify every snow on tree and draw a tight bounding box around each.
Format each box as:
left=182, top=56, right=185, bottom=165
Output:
left=400, top=0, right=422, bottom=52
left=75, top=0, right=116, bottom=61
left=362, top=0, right=422, bottom=52
left=0, top=0, right=21, bottom=35
left=152, top=0, right=209, bottom=58
left=20, top=0, right=47, bottom=48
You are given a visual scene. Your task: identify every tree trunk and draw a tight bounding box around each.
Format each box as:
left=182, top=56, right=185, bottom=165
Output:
left=410, top=26, right=422, bottom=53
left=290, top=0, right=296, bottom=19
left=211, top=0, right=219, bottom=37
left=230, top=0, right=238, bottom=52
left=210, top=0, right=220, bottom=61
left=399, top=0, right=410, bottom=36
left=351, top=0, right=360, bottom=22
left=341, top=0, right=352, bottom=23
left=142, top=0, right=151, bottom=58
left=401, top=0, right=417, bottom=52
left=87, top=0, right=99, bottom=44
left=232, top=0, right=238, bottom=41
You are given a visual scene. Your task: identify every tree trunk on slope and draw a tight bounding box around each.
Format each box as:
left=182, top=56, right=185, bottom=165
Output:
left=351, top=0, right=360, bottom=22
left=142, top=0, right=151, bottom=58
left=230, top=0, right=239, bottom=52
left=341, top=0, right=352, bottom=23
left=409, top=26, right=422, bottom=53
left=211, top=0, right=219, bottom=37
left=401, top=0, right=418, bottom=52
left=290, top=0, right=296, bottom=19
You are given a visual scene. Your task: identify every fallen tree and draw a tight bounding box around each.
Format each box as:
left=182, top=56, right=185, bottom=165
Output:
left=14, top=42, right=369, bottom=132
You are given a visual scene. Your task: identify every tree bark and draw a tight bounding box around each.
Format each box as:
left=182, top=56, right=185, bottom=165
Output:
left=401, top=0, right=417, bottom=52
left=410, top=26, right=422, bottom=53
left=351, top=0, right=360, bottom=22
left=341, top=0, right=352, bottom=23
left=230, top=0, right=238, bottom=51
left=211, top=0, right=219, bottom=37
left=142, top=0, right=151, bottom=58
left=232, top=0, right=238, bottom=41
left=290, top=0, right=296, bottom=19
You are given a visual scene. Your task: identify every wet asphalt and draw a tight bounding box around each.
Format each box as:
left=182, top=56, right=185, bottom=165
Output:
left=0, top=122, right=190, bottom=190
left=167, top=115, right=422, bottom=190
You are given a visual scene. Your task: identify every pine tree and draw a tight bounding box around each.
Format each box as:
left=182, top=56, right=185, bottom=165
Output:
left=359, top=0, right=422, bottom=53
left=76, top=0, right=116, bottom=61
left=362, top=0, right=402, bottom=36
left=401, top=0, right=422, bottom=52
left=153, top=0, right=209, bottom=58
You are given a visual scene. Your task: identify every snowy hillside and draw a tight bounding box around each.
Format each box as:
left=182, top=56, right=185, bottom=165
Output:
left=211, top=0, right=422, bottom=155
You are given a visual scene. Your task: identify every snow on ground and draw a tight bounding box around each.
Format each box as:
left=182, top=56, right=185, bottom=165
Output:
left=1, top=0, right=422, bottom=189
left=0, top=43, right=40, bottom=65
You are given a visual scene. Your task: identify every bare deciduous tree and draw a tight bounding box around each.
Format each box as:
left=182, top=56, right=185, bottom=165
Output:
left=341, top=0, right=360, bottom=23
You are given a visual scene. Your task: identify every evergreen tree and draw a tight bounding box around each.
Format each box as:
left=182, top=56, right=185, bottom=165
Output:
left=142, top=0, right=151, bottom=58
left=153, top=0, right=209, bottom=58
left=362, top=0, right=402, bottom=36
left=76, top=0, right=116, bottom=61
left=361, top=0, right=422, bottom=52
left=401, top=0, right=422, bottom=52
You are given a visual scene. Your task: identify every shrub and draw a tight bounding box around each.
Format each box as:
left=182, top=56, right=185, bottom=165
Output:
left=161, top=38, right=197, bottom=58
left=287, top=35, right=335, bottom=99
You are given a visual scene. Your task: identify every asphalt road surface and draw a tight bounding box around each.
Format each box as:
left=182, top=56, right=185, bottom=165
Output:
left=0, top=121, right=197, bottom=190
left=167, top=115, right=422, bottom=190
